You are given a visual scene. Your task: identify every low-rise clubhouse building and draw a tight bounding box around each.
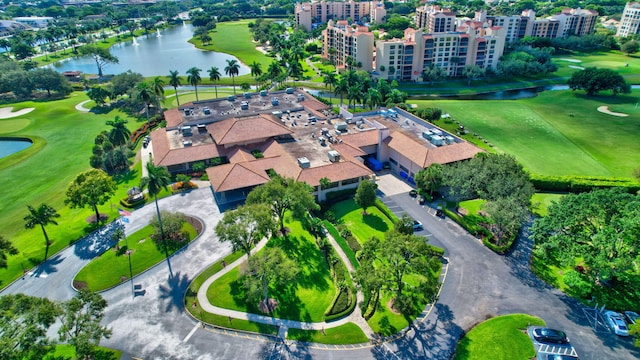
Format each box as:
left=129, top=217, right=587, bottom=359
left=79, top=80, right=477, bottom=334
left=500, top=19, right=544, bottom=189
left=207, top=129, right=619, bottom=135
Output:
left=150, top=89, right=482, bottom=204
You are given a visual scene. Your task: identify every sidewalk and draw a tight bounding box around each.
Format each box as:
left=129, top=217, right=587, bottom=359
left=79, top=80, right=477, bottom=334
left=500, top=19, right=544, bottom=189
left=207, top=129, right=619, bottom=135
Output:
left=196, top=231, right=374, bottom=339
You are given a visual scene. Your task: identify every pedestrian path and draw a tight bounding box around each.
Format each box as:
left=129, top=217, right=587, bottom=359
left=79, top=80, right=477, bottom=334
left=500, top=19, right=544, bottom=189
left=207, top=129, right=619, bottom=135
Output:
left=196, top=229, right=376, bottom=339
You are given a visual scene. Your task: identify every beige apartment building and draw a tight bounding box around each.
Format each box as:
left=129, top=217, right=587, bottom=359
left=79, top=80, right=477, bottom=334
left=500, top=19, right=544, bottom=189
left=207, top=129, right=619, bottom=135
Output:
left=322, top=20, right=374, bottom=71
left=375, top=24, right=506, bottom=81
left=295, top=1, right=386, bottom=31
left=617, top=2, right=640, bottom=37
left=414, top=5, right=457, bottom=33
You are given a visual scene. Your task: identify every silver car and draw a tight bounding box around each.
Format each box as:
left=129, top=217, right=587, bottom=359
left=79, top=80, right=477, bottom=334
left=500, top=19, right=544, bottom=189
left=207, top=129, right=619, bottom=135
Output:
left=604, top=311, right=629, bottom=336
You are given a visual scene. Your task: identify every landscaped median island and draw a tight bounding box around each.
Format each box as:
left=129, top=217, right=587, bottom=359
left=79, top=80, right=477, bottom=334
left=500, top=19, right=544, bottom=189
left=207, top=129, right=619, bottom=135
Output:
left=452, top=314, right=546, bottom=360
left=73, top=213, right=199, bottom=292
left=185, top=187, right=444, bottom=344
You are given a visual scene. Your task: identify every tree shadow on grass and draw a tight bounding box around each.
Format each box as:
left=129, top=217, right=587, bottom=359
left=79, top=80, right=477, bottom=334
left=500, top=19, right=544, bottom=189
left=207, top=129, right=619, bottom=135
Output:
left=270, top=235, right=331, bottom=291
left=157, top=271, right=190, bottom=313
left=112, top=168, right=139, bottom=185
left=362, top=213, right=389, bottom=233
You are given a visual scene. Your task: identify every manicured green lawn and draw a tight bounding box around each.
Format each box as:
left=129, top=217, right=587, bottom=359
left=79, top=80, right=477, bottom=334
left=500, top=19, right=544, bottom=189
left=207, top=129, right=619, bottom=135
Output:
left=43, top=344, right=121, bottom=360
left=74, top=222, right=197, bottom=291
left=287, top=322, right=368, bottom=344
left=553, top=51, right=640, bottom=83
left=329, top=200, right=394, bottom=244
left=417, top=90, right=640, bottom=178
left=531, top=193, right=566, bottom=217
left=0, top=94, right=144, bottom=287
left=207, top=215, right=336, bottom=322
left=453, top=314, right=545, bottom=360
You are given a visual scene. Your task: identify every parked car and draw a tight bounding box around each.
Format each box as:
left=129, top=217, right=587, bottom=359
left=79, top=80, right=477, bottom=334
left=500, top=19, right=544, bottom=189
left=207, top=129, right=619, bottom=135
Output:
left=419, top=195, right=427, bottom=205
left=435, top=207, right=444, bottom=218
left=624, top=311, right=639, bottom=325
left=409, top=189, right=418, bottom=198
left=604, top=311, right=630, bottom=336
left=531, top=327, right=569, bottom=344
left=413, top=220, right=423, bottom=232
left=543, top=355, right=578, bottom=360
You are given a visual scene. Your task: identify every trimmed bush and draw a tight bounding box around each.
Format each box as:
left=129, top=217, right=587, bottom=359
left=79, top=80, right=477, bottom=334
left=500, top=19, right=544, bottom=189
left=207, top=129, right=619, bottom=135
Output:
left=530, top=174, right=640, bottom=193
left=375, top=199, right=398, bottom=222
left=119, top=194, right=147, bottom=208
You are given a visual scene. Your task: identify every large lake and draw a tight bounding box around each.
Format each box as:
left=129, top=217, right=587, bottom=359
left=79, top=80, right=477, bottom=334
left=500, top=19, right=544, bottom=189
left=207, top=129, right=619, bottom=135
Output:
left=48, top=24, right=250, bottom=77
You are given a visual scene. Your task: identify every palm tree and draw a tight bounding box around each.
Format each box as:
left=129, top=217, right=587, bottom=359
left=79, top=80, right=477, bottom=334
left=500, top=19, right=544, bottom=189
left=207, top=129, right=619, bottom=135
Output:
left=24, top=204, right=60, bottom=260
left=152, top=76, right=165, bottom=105
left=105, top=115, right=131, bottom=148
left=186, top=67, right=202, bottom=102
left=365, top=88, right=382, bottom=110
left=140, top=162, right=172, bottom=272
left=334, top=78, right=348, bottom=107
left=208, top=66, right=221, bottom=99
left=225, top=59, right=240, bottom=95
left=322, top=72, right=337, bottom=91
left=135, top=81, right=154, bottom=120
left=168, top=70, right=181, bottom=106
left=250, top=61, right=262, bottom=87
left=267, top=61, right=282, bottom=86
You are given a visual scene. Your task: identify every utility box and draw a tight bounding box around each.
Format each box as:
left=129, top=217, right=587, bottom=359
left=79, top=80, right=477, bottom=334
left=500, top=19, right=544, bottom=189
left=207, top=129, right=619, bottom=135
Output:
left=297, top=157, right=310, bottom=168
left=271, top=111, right=283, bottom=119
left=260, top=90, right=268, bottom=97
left=431, top=135, right=444, bottom=146
left=286, top=87, right=294, bottom=94
left=271, top=97, right=279, bottom=106
left=334, top=122, right=347, bottom=132
left=227, top=95, right=235, bottom=101
left=240, top=101, right=249, bottom=110
left=244, top=92, right=251, bottom=99
left=328, top=150, right=340, bottom=162
left=422, top=130, right=433, bottom=140
left=180, top=126, right=192, bottom=136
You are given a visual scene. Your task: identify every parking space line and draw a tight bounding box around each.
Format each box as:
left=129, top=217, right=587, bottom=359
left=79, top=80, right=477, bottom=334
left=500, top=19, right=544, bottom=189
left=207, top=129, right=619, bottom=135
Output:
left=182, top=323, right=200, bottom=343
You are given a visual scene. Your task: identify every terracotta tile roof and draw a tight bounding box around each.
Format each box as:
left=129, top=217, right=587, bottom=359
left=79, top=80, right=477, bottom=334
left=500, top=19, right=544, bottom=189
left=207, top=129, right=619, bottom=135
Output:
left=250, top=155, right=301, bottom=180
left=425, top=142, right=484, bottom=166
left=164, top=108, right=183, bottom=129
left=207, top=114, right=293, bottom=146
left=332, top=143, right=367, bottom=158
left=385, top=131, right=428, bottom=166
left=339, top=130, right=379, bottom=148
left=150, top=128, right=224, bottom=167
left=227, top=147, right=255, bottom=163
left=206, top=163, right=270, bottom=192
left=300, top=96, right=331, bottom=112
left=385, top=131, right=483, bottom=167
left=297, top=161, right=373, bottom=187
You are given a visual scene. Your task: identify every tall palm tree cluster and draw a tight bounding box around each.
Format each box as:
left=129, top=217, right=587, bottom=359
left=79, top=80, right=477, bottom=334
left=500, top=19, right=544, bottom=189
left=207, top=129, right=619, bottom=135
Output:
left=89, top=116, right=132, bottom=174
left=324, top=69, right=407, bottom=110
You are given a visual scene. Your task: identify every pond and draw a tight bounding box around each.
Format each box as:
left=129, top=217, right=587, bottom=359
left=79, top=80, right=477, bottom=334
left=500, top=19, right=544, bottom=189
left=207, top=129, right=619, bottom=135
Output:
left=47, top=24, right=250, bottom=77
left=0, top=138, right=32, bottom=159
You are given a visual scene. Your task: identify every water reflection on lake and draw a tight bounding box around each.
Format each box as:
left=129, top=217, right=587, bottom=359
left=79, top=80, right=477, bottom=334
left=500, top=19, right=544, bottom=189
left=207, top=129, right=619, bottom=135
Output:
left=48, top=24, right=250, bottom=77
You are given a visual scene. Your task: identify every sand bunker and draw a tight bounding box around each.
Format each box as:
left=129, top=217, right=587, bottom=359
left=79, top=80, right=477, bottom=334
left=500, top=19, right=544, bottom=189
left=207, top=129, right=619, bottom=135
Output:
left=559, top=58, right=582, bottom=63
left=0, top=107, right=34, bottom=119
left=597, top=106, right=628, bottom=117
left=568, top=65, right=585, bottom=70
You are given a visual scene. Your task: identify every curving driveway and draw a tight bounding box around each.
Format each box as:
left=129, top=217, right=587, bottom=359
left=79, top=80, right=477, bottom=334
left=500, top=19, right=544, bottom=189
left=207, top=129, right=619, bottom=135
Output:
left=2, top=179, right=639, bottom=359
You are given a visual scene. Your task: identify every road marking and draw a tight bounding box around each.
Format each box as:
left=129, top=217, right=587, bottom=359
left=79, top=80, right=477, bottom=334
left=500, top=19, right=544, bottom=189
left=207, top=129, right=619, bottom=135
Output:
left=182, top=323, right=200, bottom=343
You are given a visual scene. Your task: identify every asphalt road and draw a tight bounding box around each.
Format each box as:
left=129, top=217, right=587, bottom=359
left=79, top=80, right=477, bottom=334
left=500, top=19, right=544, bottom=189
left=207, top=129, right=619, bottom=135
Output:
left=2, top=183, right=639, bottom=359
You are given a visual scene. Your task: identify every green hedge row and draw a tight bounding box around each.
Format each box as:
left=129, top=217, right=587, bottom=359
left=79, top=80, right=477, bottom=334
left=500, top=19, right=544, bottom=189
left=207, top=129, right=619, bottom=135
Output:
left=375, top=199, right=399, bottom=223
left=323, top=221, right=359, bottom=269
left=482, top=232, right=517, bottom=255
left=119, top=194, right=147, bottom=209
left=530, top=174, right=640, bottom=193
left=324, top=261, right=357, bottom=321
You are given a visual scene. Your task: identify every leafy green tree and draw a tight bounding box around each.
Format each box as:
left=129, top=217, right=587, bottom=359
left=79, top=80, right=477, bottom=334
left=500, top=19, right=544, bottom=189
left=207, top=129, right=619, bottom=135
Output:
left=462, top=64, right=485, bottom=85
left=567, top=67, right=630, bottom=96
left=186, top=67, right=202, bottom=101
left=110, top=71, right=143, bottom=99
left=87, top=85, right=110, bottom=106
left=484, top=197, right=529, bottom=246
left=394, top=213, right=415, bottom=236
left=140, top=162, right=172, bottom=261
left=630, top=322, right=640, bottom=346
left=31, top=68, right=72, bottom=97
left=0, top=294, right=60, bottom=360
left=65, top=169, right=117, bottom=224
left=215, top=204, right=275, bottom=257
left=167, top=70, right=181, bottom=106
left=78, top=44, right=118, bottom=78
left=149, top=211, right=188, bottom=251
left=58, top=289, right=112, bottom=360
left=621, top=40, right=639, bottom=55
left=243, top=247, right=299, bottom=310
left=225, top=59, right=240, bottom=95
left=422, top=65, right=446, bottom=85
left=24, top=203, right=60, bottom=260
left=246, top=176, right=319, bottom=233
left=0, top=235, right=17, bottom=269
left=532, top=188, right=640, bottom=286
left=415, top=164, right=443, bottom=197
left=354, top=179, right=378, bottom=214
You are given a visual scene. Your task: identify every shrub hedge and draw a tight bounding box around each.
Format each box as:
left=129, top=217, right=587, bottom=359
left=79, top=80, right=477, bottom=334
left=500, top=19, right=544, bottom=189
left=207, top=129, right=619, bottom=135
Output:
left=324, top=262, right=356, bottom=321
left=375, top=199, right=399, bottom=223
left=119, top=194, right=147, bottom=208
left=530, top=174, right=640, bottom=193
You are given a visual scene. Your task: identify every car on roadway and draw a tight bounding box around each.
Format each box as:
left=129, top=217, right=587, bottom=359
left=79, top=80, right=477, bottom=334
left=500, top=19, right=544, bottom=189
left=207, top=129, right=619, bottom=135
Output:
left=604, top=311, right=629, bottom=336
left=624, top=311, right=639, bottom=325
left=413, top=220, right=423, bottom=232
left=539, top=355, right=578, bottom=360
left=531, top=327, right=569, bottom=344
left=419, top=195, right=427, bottom=205
left=409, top=189, right=418, bottom=198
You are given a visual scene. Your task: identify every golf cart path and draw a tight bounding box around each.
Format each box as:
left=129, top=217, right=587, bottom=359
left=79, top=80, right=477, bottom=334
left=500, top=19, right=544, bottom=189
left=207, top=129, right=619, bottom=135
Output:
left=75, top=100, right=91, bottom=112
left=597, top=106, right=628, bottom=117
